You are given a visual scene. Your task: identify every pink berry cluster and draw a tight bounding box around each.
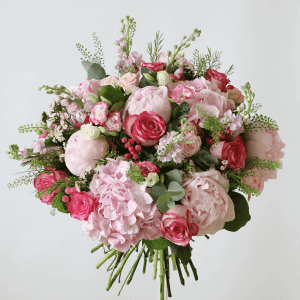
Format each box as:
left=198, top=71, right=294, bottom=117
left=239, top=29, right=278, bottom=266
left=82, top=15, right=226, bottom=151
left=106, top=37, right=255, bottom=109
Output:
left=121, top=137, right=141, bottom=160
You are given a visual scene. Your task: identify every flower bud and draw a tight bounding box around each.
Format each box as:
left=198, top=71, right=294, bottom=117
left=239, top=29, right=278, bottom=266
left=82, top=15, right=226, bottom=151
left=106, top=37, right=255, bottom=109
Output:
left=157, top=71, right=170, bottom=86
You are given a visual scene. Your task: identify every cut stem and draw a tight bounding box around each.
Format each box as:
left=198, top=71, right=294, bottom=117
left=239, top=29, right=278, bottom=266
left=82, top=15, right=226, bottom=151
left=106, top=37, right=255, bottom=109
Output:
left=171, top=251, right=177, bottom=271
left=189, top=259, right=198, bottom=281
left=143, top=249, right=150, bottom=274
left=175, top=257, right=185, bottom=286
left=153, top=250, right=159, bottom=280
left=91, top=243, right=104, bottom=253
left=159, top=249, right=165, bottom=300
left=96, top=249, right=116, bottom=269
left=164, top=247, right=172, bottom=298
left=183, top=263, right=190, bottom=277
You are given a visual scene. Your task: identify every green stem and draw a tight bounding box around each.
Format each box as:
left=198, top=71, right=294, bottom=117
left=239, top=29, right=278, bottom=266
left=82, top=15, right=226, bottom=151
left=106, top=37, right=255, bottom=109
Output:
left=164, top=247, right=172, bottom=298
left=171, top=251, right=177, bottom=271
left=183, top=264, right=190, bottom=277
left=91, top=243, right=104, bottom=253
left=106, top=244, right=138, bottom=291
left=149, top=249, right=155, bottom=263
left=159, top=249, right=165, bottom=300
left=107, top=251, right=122, bottom=283
left=175, top=257, right=185, bottom=286
left=95, top=249, right=116, bottom=269
left=189, top=259, right=198, bottom=281
left=153, top=250, right=158, bottom=280
left=143, top=249, right=150, bottom=274
left=106, top=255, right=117, bottom=271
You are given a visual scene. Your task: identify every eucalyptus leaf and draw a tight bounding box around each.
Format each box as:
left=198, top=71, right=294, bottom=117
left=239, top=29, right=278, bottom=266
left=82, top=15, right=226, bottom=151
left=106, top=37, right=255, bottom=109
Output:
left=81, top=60, right=92, bottom=72
left=168, top=181, right=185, bottom=201
left=149, top=182, right=167, bottom=203
left=97, top=85, right=125, bottom=104
left=165, top=170, right=182, bottom=186
left=157, top=192, right=174, bottom=213
left=87, top=63, right=106, bottom=80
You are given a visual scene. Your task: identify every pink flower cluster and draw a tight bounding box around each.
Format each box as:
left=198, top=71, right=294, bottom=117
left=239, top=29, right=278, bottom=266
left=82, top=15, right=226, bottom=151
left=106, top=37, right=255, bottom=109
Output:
left=82, top=159, right=162, bottom=252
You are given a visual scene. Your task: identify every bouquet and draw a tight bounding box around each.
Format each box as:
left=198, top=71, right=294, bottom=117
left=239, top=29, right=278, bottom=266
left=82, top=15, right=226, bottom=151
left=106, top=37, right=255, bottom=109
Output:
left=7, top=16, right=285, bottom=299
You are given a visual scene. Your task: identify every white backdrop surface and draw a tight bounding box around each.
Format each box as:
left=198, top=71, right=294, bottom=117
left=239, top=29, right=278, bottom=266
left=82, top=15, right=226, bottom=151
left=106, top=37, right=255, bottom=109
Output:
left=1, top=0, right=300, bottom=299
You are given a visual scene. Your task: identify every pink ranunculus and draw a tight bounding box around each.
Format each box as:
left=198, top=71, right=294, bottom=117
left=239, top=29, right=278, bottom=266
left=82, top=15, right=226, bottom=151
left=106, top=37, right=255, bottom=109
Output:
left=65, top=131, right=109, bottom=176
left=66, top=190, right=96, bottom=221
left=101, top=75, right=119, bottom=86
left=244, top=128, right=285, bottom=181
left=104, top=110, right=122, bottom=132
left=140, top=62, right=165, bottom=72
left=241, top=169, right=265, bottom=194
left=119, top=72, right=139, bottom=92
left=122, top=86, right=172, bottom=124
left=181, top=169, right=235, bottom=236
left=34, top=169, right=69, bottom=205
left=135, top=161, right=160, bottom=177
left=205, top=69, right=230, bottom=92
left=90, top=101, right=108, bottom=125
left=226, top=85, right=245, bottom=104
left=170, top=84, right=195, bottom=103
left=124, top=111, right=166, bottom=147
left=210, top=136, right=247, bottom=171
left=181, top=133, right=202, bottom=158
left=159, top=205, right=199, bottom=247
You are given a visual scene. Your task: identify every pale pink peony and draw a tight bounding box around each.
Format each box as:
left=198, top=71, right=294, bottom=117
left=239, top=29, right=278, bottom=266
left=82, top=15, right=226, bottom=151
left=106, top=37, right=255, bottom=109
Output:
left=119, top=72, right=139, bottom=92
left=90, top=101, right=108, bottom=125
left=65, top=131, right=109, bottom=176
left=104, top=110, right=122, bottom=132
left=82, top=159, right=162, bottom=252
left=181, top=169, right=235, bottom=236
left=159, top=205, right=198, bottom=246
left=122, top=86, right=172, bottom=124
left=244, top=128, right=285, bottom=180
left=101, top=76, right=119, bottom=86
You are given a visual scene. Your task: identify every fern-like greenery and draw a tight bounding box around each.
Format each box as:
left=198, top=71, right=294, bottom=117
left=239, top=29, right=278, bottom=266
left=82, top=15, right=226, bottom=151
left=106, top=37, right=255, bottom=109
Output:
left=7, top=171, right=37, bottom=189
left=246, top=158, right=281, bottom=170
left=147, top=31, right=164, bottom=62
left=245, top=114, right=279, bottom=132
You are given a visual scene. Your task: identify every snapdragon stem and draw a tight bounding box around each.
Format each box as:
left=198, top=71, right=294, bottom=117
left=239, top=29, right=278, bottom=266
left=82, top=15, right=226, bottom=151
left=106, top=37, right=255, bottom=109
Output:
left=159, top=249, right=165, bottom=300
left=96, top=249, right=117, bottom=269
left=153, top=250, right=158, bottom=280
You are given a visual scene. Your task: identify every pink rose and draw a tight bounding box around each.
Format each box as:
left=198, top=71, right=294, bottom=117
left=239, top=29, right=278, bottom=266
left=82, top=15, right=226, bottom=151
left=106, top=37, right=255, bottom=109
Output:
left=101, top=75, right=119, bottom=86
left=123, top=86, right=172, bottom=124
left=125, top=111, right=166, bottom=146
left=244, top=128, right=285, bottom=180
left=135, top=161, right=160, bottom=177
left=90, top=101, right=108, bottom=125
left=104, top=110, right=122, bottom=132
left=170, top=84, right=195, bottom=103
left=241, top=169, right=265, bottom=194
left=226, top=85, right=245, bottom=104
left=159, top=205, right=199, bottom=247
left=182, top=169, right=235, bottom=236
left=140, top=62, right=165, bottom=72
left=205, top=69, right=230, bottom=92
left=34, top=168, right=69, bottom=205
left=210, top=136, right=247, bottom=171
left=181, top=133, right=202, bottom=157
left=66, top=190, right=96, bottom=221
left=119, top=73, right=139, bottom=92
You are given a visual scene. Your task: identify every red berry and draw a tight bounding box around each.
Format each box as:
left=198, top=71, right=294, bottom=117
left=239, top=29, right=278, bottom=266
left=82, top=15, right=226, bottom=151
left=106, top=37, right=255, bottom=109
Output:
left=170, top=74, right=175, bottom=79
left=125, top=143, right=130, bottom=149
left=65, top=187, right=71, bottom=194
left=132, top=154, right=138, bottom=160
left=62, top=195, right=69, bottom=203
left=129, top=146, right=134, bottom=152
left=121, top=137, right=127, bottom=143
left=206, top=138, right=214, bottom=145
left=177, top=73, right=183, bottom=79
left=226, top=128, right=232, bottom=133
left=124, top=153, right=131, bottom=160
left=135, top=145, right=141, bottom=152
left=128, top=139, right=134, bottom=145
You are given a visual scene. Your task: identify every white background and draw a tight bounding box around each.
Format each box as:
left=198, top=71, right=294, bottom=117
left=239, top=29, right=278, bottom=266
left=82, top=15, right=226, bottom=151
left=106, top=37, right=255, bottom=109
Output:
left=1, top=0, right=300, bottom=299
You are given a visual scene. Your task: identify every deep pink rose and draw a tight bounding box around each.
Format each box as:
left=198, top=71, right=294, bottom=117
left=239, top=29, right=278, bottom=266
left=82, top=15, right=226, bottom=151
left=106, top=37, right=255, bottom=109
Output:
left=34, top=168, right=69, bottom=205
left=205, top=69, right=230, bottom=92
left=124, top=111, right=166, bottom=146
left=159, top=205, right=198, bottom=247
left=135, top=161, right=160, bottom=177
left=66, top=191, right=96, bottom=221
left=140, top=62, right=165, bottom=72
left=210, top=136, right=247, bottom=171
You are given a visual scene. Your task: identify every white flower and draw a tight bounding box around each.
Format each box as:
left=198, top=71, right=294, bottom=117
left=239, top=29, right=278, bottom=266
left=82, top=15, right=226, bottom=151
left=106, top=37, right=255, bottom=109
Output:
left=157, top=71, right=170, bottom=86
left=81, top=124, right=101, bottom=140
left=145, top=172, right=160, bottom=187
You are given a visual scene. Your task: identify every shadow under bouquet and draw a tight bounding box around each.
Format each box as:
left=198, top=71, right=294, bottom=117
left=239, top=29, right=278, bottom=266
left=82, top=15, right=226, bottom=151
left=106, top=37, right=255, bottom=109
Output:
left=8, top=16, right=285, bottom=300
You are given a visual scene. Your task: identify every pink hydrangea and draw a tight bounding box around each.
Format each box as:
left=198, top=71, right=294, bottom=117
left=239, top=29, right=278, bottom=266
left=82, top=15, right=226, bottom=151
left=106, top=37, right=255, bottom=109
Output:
left=181, top=169, right=235, bottom=236
left=82, top=159, right=162, bottom=252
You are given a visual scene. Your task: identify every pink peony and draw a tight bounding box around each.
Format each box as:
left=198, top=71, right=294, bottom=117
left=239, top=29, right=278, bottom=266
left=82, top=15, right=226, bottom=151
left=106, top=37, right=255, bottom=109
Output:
left=82, top=159, right=162, bottom=252
left=90, top=101, right=108, bottom=125
left=66, top=190, right=97, bottom=221
left=122, top=86, right=172, bottom=124
left=119, top=73, right=139, bottom=92
left=181, top=169, right=235, bottom=236
left=34, top=168, right=69, bottom=205
left=159, top=205, right=199, bottom=246
left=124, top=111, right=166, bottom=146
left=65, top=131, right=109, bottom=176
left=101, top=75, right=119, bottom=86
left=104, top=110, right=122, bottom=132
left=244, top=128, right=285, bottom=180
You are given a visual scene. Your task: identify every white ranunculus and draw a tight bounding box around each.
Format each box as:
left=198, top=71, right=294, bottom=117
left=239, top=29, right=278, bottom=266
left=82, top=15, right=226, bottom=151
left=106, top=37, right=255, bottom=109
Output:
left=81, top=124, right=101, bottom=140
left=157, top=70, right=170, bottom=86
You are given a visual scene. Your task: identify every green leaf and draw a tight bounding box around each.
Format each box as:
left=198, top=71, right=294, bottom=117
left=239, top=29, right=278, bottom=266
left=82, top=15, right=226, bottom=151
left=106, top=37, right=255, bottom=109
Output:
left=168, top=181, right=185, bottom=201
left=87, top=94, right=99, bottom=104
left=109, top=100, right=125, bottom=112
left=141, top=67, right=152, bottom=75
left=149, top=182, right=167, bottom=203
left=165, top=170, right=182, bottom=186
left=51, top=191, right=69, bottom=214
left=143, top=73, right=155, bottom=82
left=87, top=63, right=106, bottom=80
left=44, top=138, right=57, bottom=147
left=170, top=242, right=192, bottom=265
left=81, top=60, right=92, bottom=72
left=157, top=192, right=175, bottom=213
left=97, top=85, right=125, bottom=105
left=192, top=150, right=219, bottom=171
left=223, top=191, right=251, bottom=232
left=143, top=237, right=170, bottom=250
left=173, top=102, right=190, bottom=119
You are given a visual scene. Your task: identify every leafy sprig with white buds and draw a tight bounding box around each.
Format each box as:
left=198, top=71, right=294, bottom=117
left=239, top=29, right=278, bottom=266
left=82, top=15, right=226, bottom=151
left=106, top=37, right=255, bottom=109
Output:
left=120, top=16, right=136, bottom=58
